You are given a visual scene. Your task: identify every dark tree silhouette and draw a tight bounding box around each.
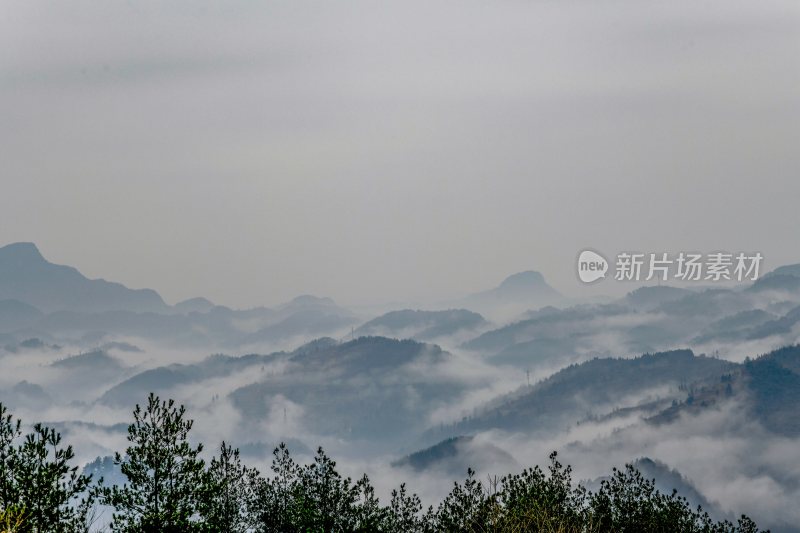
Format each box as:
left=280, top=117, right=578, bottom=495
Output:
left=102, top=394, right=207, bottom=532
left=0, top=404, right=96, bottom=533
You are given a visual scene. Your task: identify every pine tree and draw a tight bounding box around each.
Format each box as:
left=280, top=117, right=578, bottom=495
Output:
left=201, top=441, right=260, bottom=533
left=0, top=404, right=20, bottom=512
left=385, top=483, right=423, bottom=532
left=0, top=404, right=96, bottom=533
left=103, top=394, right=207, bottom=532
left=250, top=442, right=300, bottom=532
left=293, top=446, right=362, bottom=531
left=429, top=468, right=489, bottom=532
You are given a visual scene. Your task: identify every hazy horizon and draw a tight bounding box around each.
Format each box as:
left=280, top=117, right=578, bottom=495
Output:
left=3, top=0, right=799, bottom=308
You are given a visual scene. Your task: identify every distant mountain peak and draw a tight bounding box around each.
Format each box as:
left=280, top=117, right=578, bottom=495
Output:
left=277, top=294, right=343, bottom=312
left=450, top=269, right=564, bottom=320
left=490, top=270, right=562, bottom=302
left=0, top=242, right=167, bottom=313
left=289, top=294, right=336, bottom=305
left=174, top=297, right=215, bottom=314
left=0, top=242, right=45, bottom=263
left=498, top=270, right=546, bottom=290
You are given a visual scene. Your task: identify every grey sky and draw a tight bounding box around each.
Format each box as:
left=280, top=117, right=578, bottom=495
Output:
left=2, top=0, right=799, bottom=308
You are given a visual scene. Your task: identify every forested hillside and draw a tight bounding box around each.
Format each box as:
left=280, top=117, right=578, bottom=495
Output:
left=0, top=395, right=764, bottom=533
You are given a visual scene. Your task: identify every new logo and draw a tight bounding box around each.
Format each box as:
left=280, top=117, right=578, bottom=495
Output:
left=577, top=250, right=608, bottom=283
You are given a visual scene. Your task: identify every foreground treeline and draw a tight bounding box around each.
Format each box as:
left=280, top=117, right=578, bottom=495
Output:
left=0, top=394, right=764, bottom=533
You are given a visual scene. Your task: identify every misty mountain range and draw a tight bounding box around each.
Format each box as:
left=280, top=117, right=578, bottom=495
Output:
left=0, top=242, right=167, bottom=314
left=0, top=242, right=560, bottom=349
left=3, top=241, right=800, bottom=531
left=0, top=243, right=360, bottom=349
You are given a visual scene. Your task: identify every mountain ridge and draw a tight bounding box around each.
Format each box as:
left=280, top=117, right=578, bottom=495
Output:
left=0, top=242, right=168, bottom=313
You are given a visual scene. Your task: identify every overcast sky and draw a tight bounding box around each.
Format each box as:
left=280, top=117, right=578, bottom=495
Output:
left=2, top=0, right=799, bottom=308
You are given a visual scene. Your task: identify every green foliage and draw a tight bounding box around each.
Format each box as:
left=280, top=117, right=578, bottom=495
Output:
left=250, top=442, right=298, bottom=531
left=102, top=393, right=208, bottom=532
left=200, top=441, right=260, bottom=533
left=0, top=396, right=769, bottom=532
left=386, top=483, right=423, bottom=533
left=494, top=452, right=593, bottom=532
left=0, top=404, right=96, bottom=533
left=249, top=444, right=389, bottom=532
left=588, top=464, right=762, bottom=533
left=0, top=505, right=25, bottom=533
left=428, top=468, right=491, bottom=531
left=243, top=446, right=765, bottom=533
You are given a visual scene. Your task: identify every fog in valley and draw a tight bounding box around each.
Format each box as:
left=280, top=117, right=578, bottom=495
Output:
left=1, top=243, right=800, bottom=530
left=3, top=1, right=800, bottom=531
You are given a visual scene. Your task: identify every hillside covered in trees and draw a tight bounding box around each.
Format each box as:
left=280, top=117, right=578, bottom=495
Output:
left=0, top=395, right=764, bottom=533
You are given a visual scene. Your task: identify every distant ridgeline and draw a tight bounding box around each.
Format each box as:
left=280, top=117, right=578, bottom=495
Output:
left=0, top=242, right=360, bottom=348
left=0, top=242, right=167, bottom=313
